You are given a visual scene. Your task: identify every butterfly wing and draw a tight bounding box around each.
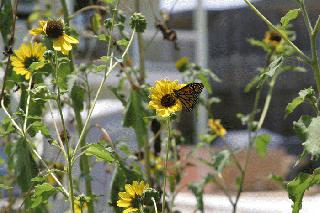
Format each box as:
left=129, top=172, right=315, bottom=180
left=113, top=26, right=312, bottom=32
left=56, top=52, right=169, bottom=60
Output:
left=174, top=83, right=204, bottom=111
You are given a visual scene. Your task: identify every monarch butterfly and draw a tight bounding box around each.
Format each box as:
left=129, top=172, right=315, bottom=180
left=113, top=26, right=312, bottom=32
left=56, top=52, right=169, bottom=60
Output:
left=173, top=83, right=204, bottom=111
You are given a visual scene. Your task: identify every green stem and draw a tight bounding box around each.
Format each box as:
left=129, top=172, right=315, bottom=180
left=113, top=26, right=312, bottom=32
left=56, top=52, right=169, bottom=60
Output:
left=54, top=52, right=75, bottom=213
left=152, top=197, right=159, bottom=213
left=74, top=109, right=95, bottom=213
left=257, top=75, right=277, bottom=130
left=59, top=0, right=70, bottom=25
left=243, top=0, right=311, bottom=63
left=162, top=117, right=171, bottom=213
left=135, top=0, right=151, bottom=187
left=135, top=0, right=146, bottom=84
left=23, top=75, right=33, bottom=134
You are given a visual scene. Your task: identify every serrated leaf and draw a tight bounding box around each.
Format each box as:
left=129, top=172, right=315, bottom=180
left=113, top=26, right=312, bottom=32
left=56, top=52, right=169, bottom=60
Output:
left=302, top=116, right=320, bottom=156
left=29, top=121, right=50, bottom=138
left=293, top=115, right=312, bottom=142
left=29, top=61, right=46, bottom=71
left=212, top=150, right=230, bottom=173
left=95, top=64, right=107, bottom=72
left=85, top=144, right=115, bottom=163
left=117, top=39, right=129, bottom=47
left=281, top=9, right=301, bottom=27
left=285, top=88, right=315, bottom=118
left=266, top=56, right=283, bottom=77
left=288, top=168, right=320, bottom=213
left=31, top=183, right=57, bottom=208
left=197, top=73, right=212, bottom=94
left=254, top=134, right=271, bottom=157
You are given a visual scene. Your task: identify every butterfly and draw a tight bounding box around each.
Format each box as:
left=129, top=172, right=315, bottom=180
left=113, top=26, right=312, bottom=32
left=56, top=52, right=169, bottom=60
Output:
left=173, top=83, right=204, bottom=111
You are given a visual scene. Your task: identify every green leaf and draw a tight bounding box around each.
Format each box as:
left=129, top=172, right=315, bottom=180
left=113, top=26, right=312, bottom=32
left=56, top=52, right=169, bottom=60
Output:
left=254, top=134, right=271, bottom=157
left=0, top=184, right=13, bottom=190
left=244, top=75, right=260, bottom=93
left=285, top=88, right=315, bottom=118
left=302, top=116, right=320, bottom=156
left=293, top=115, right=312, bottom=142
left=29, top=61, right=46, bottom=71
left=266, top=56, right=283, bottom=77
left=29, top=121, right=51, bottom=138
left=95, top=64, right=107, bottom=72
left=90, top=13, right=102, bottom=34
left=31, top=183, right=57, bottom=208
left=97, top=34, right=110, bottom=41
left=71, top=83, right=85, bottom=112
left=0, top=0, right=13, bottom=44
left=281, top=9, right=301, bottom=27
left=117, top=39, right=129, bottom=47
left=288, top=168, right=320, bottom=213
left=123, top=89, right=148, bottom=148
left=197, top=73, right=212, bottom=94
left=212, top=150, right=230, bottom=173
left=285, top=97, right=304, bottom=118
left=85, top=144, right=115, bottom=163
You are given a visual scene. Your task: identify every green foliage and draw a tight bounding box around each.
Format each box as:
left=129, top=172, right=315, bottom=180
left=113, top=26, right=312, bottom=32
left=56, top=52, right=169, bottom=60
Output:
left=302, top=116, right=320, bottom=156
left=285, top=88, right=315, bottom=118
left=123, top=89, right=148, bottom=148
left=71, top=83, right=85, bottom=112
left=280, top=9, right=301, bottom=27
left=288, top=168, right=320, bottom=213
left=0, top=184, right=13, bottom=190
left=85, top=143, right=115, bottom=163
left=212, top=150, right=230, bottom=174
left=293, top=115, right=312, bottom=141
left=0, top=0, right=13, bottom=44
left=254, top=134, right=271, bottom=157
left=31, top=183, right=58, bottom=208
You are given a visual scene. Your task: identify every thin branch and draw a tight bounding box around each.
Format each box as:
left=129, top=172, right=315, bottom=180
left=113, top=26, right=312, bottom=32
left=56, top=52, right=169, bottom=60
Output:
left=0, top=0, right=19, bottom=103
left=1, top=99, right=23, bottom=135
left=23, top=76, right=33, bottom=133
left=69, top=5, right=107, bottom=20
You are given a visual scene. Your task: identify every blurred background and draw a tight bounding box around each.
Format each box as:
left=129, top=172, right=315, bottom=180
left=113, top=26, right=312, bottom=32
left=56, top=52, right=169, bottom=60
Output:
left=1, top=0, right=320, bottom=212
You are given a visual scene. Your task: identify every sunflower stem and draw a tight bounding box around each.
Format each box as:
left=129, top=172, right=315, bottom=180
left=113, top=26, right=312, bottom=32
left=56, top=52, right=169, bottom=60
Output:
left=162, top=117, right=171, bottom=213
left=23, top=75, right=33, bottom=135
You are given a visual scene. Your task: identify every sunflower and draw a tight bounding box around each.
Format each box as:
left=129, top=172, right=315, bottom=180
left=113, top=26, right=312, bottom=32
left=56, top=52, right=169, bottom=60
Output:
left=149, top=80, right=185, bottom=118
left=117, top=181, right=150, bottom=213
left=263, top=30, right=282, bottom=48
left=29, top=19, right=79, bottom=55
left=208, top=118, right=226, bottom=137
left=11, top=42, right=46, bottom=80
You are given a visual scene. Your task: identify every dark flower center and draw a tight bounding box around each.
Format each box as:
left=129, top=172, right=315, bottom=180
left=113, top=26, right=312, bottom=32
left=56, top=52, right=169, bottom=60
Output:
left=161, top=94, right=177, bottom=108
left=270, top=32, right=282, bottom=42
left=46, top=20, right=64, bottom=38
left=24, top=56, right=39, bottom=70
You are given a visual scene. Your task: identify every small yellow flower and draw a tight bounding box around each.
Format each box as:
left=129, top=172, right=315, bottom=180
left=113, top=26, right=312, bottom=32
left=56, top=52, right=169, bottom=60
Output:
left=11, top=42, right=46, bottom=80
left=74, top=199, right=88, bottom=213
left=30, top=19, right=79, bottom=55
left=149, top=80, right=185, bottom=118
left=263, top=31, right=282, bottom=48
left=117, top=181, right=150, bottom=213
left=175, top=57, right=189, bottom=72
left=208, top=118, right=226, bottom=137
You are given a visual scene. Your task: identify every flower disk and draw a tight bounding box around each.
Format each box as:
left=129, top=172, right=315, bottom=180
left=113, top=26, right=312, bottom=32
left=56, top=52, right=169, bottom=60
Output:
left=117, top=181, right=150, bottom=213
left=11, top=42, right=46, bottom=80
left=148, top=80, right=185, bottom=118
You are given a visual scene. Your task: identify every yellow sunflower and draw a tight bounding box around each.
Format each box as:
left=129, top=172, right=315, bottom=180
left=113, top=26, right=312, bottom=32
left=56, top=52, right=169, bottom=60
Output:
left=117, top=181, right=150, bottom=213
left=11, top=42, right=46, bottom=80
left=263, top=31, right=283, bottom=48
left=149, top=80, right=185, bottom=118
left=30, top=19, right=79, bottom=55
left=208, top=118, right=226, bottom=137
